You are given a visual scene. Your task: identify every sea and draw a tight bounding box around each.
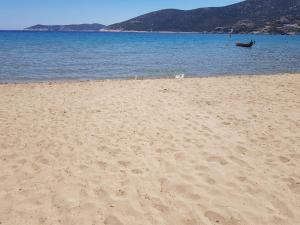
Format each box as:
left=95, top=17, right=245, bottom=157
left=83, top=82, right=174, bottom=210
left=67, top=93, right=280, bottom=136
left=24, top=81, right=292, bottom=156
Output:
left=0, top=31, right=300, bottom=83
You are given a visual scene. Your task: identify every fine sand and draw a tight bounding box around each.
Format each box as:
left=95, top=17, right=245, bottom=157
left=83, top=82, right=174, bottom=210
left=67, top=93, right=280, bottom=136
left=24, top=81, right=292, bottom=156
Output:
left=0, top=74, right=300, bottom=225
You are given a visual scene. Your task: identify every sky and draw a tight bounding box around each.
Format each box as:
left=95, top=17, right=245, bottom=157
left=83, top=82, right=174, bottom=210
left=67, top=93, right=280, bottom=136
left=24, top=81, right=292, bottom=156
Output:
left=0, top=0, right=242, bottom=30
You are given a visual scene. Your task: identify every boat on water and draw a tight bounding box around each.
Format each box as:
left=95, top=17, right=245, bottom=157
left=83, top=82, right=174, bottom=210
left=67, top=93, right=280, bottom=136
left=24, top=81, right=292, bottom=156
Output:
left=236, top=40, right=255, bottom=48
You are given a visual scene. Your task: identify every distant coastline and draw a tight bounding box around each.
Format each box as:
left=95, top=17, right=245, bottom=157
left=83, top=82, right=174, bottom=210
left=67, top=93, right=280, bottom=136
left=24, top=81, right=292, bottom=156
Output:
left=100, top=29, right=299, bottom=35
left=16, top=28, right=300, bottom=35
left=24, top=23, right=106, bottom=32
left=22, top=0, right=300, bottom=35
left=105, top=0, right=300, bottom=35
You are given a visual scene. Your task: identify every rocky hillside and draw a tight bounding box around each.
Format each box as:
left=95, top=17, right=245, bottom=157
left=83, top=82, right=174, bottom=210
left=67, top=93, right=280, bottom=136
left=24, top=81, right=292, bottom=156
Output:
left=25, top=23, right=106, bottom=32
left=106, top=0, right=300, bottom=34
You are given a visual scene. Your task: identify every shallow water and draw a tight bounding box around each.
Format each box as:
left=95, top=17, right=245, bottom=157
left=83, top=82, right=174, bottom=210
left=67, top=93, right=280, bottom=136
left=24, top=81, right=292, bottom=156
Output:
left=0, top=31, right=300, bottom=82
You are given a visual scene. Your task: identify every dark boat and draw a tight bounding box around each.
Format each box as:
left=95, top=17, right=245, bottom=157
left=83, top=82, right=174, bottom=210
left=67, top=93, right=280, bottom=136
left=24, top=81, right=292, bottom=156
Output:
left=236, top=40, right=255, bottom=47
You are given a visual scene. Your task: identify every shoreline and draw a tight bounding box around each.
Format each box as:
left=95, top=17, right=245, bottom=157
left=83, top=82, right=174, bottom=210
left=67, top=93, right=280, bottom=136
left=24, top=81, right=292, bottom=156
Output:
left=0, top=72, right=298, bottom=85
left=2, top=30, right=299, bottom=35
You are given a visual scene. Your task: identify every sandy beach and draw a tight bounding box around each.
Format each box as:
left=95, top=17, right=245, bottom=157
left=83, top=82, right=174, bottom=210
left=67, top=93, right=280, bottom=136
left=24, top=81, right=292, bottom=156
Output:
left=0, top=74, right=299, bottom=225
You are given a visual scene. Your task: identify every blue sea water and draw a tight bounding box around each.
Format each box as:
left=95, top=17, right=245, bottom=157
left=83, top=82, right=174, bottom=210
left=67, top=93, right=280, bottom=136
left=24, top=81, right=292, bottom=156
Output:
left=0, top=31, right=300, bottom=83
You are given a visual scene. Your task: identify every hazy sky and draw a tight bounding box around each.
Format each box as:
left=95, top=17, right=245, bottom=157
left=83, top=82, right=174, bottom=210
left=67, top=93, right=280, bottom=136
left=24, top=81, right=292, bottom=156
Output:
left=0, top=0, right=242, bottom=30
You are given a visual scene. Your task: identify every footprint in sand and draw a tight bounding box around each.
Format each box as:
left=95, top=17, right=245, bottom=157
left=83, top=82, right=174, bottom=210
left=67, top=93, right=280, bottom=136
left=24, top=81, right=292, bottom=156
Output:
left=104, top=215, right=124, bottom=225
left=279, top=156, right=291, bottom=163
left=204, top=211, right=241, bottom=225
left=35, top=155, right=50, bottom=165
left=205, top=177, right=217, bottom=184
left=207, top=156, right=228, bottom=166
left=269, top=196, right=294, bottom=218
left=118, top=161, right=131, bottom=167
left=131, top=169, right=143, bottom=175
left=228, top=155, right=252, bottom=169
left=96, top=161, right=107, bottom=169
left=282, top=177, right=300, bottom=194
left=235, top=146, right=248, bottom=156
left=116, top=189, right=126, bottom=197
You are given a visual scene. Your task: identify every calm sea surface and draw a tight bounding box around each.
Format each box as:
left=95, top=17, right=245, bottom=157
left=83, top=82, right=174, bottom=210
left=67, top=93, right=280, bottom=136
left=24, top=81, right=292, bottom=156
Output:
left=0, top=31, right=300, bottom=83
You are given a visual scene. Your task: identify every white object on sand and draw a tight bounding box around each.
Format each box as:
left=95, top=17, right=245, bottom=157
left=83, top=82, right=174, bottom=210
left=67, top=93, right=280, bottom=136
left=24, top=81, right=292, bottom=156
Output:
left=175, top=74, right=185, bottom=79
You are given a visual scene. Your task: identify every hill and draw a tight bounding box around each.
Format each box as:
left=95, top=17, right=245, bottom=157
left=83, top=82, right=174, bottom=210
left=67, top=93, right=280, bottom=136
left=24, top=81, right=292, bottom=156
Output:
left=106, top=0, right=300, bottom=34
left=25, top=23, right=106, bottom=32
